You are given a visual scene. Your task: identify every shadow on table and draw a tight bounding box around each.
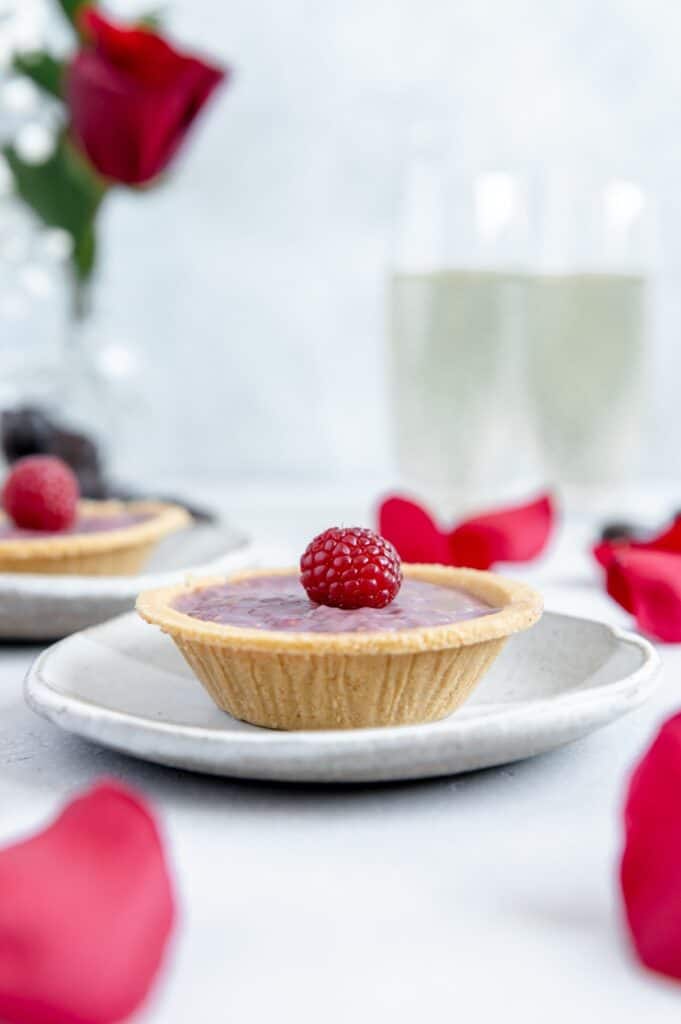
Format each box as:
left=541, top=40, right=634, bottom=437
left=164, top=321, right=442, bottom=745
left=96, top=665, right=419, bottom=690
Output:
left=24, top=727, right=590, bottom=811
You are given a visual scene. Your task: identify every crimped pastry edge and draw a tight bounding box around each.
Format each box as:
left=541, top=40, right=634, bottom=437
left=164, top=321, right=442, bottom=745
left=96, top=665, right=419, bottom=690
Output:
left=0, top=500, right=190, bottom=565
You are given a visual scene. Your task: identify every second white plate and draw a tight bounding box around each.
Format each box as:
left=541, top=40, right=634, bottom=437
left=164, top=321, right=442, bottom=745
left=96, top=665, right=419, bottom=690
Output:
left=25, top=610, right=660, bottom=783
left=0, top=519, right=254, bottom=639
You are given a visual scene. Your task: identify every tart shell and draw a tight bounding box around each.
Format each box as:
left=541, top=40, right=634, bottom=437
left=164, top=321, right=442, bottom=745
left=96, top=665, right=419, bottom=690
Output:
left=0, top=500, right=190, bottom=576
left=137, top=565, right=543, bottom=731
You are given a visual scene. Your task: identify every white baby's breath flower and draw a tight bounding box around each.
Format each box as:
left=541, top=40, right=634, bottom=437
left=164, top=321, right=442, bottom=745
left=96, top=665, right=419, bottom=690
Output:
left=1, top=76, right=39, bottom=114
left=14, top=120, right=55, bottom=163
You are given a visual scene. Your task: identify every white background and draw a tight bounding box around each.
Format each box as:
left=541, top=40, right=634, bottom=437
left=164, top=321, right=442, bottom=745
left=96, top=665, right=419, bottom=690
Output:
left=85, top=0, right=681, bottom=484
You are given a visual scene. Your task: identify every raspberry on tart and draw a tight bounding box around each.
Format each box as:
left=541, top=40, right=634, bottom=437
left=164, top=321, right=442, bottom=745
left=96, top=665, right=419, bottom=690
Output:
left=300, top=527, right=402, bottom=610
left=2, top=455, right=79, bottom=532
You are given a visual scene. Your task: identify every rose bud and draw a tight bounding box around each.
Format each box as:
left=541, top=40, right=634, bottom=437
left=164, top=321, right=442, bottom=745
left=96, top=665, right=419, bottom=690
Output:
left=67, top=8, right=227, bottom=186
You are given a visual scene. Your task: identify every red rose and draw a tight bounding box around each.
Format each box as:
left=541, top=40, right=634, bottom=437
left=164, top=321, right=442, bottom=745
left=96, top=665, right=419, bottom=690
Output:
left=67, top=8, right=226, bottom=185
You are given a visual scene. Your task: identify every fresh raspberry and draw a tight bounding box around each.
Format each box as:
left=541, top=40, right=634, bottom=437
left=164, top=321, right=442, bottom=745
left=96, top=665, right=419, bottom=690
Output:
left=300, top=527, right=402, bottom=609
left=2, top=455, right=79, bottom=532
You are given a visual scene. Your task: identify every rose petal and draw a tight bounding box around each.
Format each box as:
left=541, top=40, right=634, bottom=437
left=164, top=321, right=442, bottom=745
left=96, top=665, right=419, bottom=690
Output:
left=379, top=493, right=555, bottom=569
left=0, top=780, right=175, bottom=1024
left=646, top=518, right=681, bottom=554
left=594, top=515, right=681, bottom=569
left=621, top=713, right=681, bottom=980
left=377, top=496, right=450, bottom=564
left=604, top=548, right=681, bottom=641
left=448, top=493, right=555, bottom=570
left=594, top=540, right=622, bottom=569
left=602, top=552, right=636, bottom=614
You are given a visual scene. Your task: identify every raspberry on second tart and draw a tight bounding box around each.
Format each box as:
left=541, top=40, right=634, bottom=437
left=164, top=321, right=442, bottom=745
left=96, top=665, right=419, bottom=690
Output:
left=2, top=455, right=79, bottom=532
left=300, top=526, right=402, bottom=610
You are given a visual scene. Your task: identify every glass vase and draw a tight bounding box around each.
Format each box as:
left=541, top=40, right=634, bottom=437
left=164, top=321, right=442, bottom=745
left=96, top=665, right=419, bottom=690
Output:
left=0, top=257, right=144, bottom=497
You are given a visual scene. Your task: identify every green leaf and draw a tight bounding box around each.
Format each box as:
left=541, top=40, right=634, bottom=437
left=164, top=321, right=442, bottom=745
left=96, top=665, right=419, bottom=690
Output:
left=12, top=52, right=65, bottom=99
left=4, top=137, right=105, bottom=281
left=55, top=0, right=91, bottom=30
left=136, top=13, right=163, bottom=30
left=135, top=5, right=167, bottom=29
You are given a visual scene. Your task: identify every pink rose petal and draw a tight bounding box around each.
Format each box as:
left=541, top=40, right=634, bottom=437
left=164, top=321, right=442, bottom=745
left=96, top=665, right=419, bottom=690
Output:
left=0, top=780, right=175, bottom=1024
left=601, top=548, right=681, bottom=642
left=622, top=713, right=681, bottom=980
left=378, top=496, right=450, bottom=564
left=448, top=493, right=555, bottom=570
left=378, top=492, right=555, bottom=570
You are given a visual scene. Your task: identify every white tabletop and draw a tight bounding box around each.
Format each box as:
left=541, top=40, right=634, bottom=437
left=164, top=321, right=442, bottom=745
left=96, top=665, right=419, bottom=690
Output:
left=1, top=484, right=681, bottom=1023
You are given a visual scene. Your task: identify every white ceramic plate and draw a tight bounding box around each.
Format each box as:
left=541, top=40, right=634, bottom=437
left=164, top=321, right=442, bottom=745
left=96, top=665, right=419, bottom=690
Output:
left=24, top=610, right=660, bottom=783
left=0, top=520, right=255, bottom=640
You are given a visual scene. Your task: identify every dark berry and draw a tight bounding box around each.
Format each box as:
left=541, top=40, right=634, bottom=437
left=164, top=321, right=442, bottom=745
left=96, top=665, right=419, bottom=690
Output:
left=1, top=406, right=53, bottom=462
left=600, top=521, right=641, bottom=543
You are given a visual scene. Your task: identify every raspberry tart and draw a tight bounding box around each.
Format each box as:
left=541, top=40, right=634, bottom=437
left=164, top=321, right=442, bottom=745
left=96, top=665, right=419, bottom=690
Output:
left=0, top=456, right=190, bottom=575
left=137, top=527, right=542, bottom=730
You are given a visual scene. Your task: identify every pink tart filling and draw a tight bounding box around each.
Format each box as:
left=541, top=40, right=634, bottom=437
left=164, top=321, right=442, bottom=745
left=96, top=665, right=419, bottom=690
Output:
left=0, top=512, right=152, bottom=540
left=173, top=574, right=498, bottom=634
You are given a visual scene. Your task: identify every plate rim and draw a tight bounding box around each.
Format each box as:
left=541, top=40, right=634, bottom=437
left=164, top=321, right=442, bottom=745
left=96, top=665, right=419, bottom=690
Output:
left=0, top=522, right=251, bottom=597
left=24, top=610, right=661, bottom=761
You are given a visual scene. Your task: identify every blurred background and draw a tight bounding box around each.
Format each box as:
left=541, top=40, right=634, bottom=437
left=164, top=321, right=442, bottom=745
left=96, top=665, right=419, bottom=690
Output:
left=1, top=0, right=681, bottom=515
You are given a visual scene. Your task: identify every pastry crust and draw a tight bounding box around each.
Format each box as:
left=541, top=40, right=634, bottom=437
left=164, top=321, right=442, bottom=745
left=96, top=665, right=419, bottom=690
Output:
left=137, top=565, right=543, bottom=730
left=0, top=500, right=190, bottom=575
